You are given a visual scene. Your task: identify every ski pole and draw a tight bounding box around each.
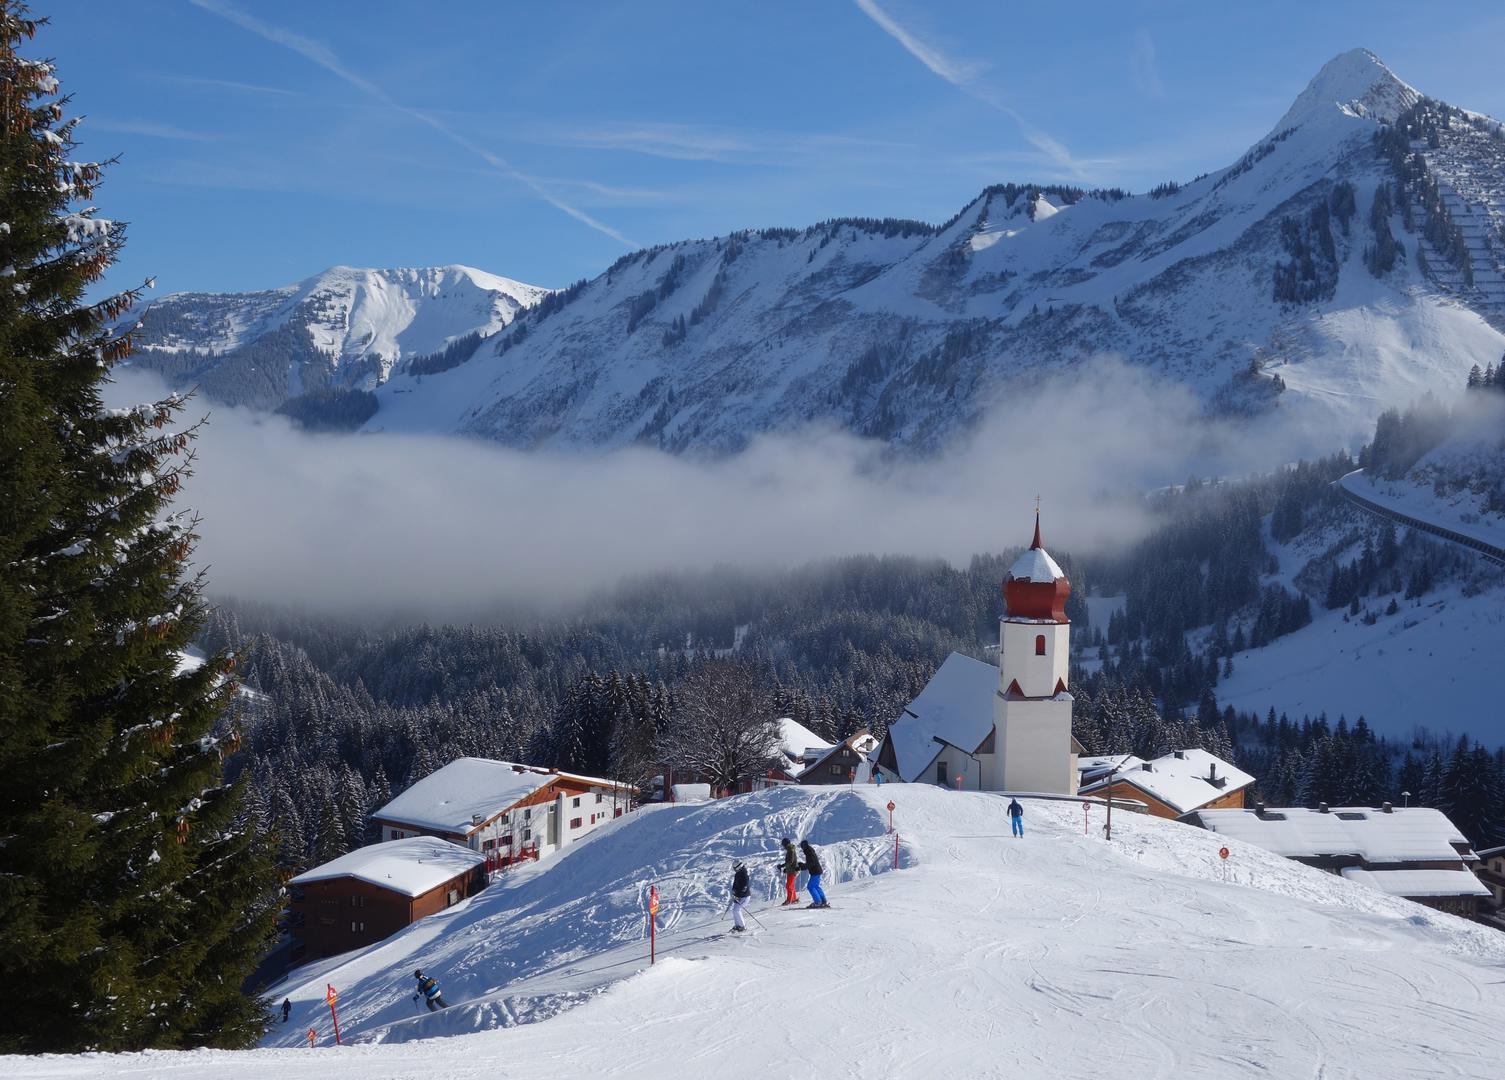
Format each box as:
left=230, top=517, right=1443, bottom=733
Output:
left=745, top=908, right=768, bottom=931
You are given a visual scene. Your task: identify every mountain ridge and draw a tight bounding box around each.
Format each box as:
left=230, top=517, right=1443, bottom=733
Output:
left=130, top=51, right=1505, bottom=460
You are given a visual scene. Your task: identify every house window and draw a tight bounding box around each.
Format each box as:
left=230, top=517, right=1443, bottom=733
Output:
left=570, top=817, right=582, bottom=829
left=1035, top=634, right=1046, bottom=656
left=524, top=808, right=532, bottom=820
left=351, top=921, right=364, bottom=933
left=830, top=764, right=843, bottom=776
left=596, top=793, right=604, bottom=803
left=498, top=834, right=512, bottom=845
left=936, top=761, right=949, bottom=786
left=572, top=796, right=580, bottom=808
left=523, top=828, right=532, bottom=841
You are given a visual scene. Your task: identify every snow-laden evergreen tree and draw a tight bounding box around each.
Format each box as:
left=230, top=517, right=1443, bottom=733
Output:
left=0, top=4, right=276, bottom=1051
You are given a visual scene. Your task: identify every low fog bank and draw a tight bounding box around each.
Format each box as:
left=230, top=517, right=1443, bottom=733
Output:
left=105, top=361, right=1358, bottom=617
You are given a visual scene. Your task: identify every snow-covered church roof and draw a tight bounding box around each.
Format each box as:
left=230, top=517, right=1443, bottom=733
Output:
left=885, top=652, right=998, bottom=783
left=1007, top=546, right=1064, bottom=584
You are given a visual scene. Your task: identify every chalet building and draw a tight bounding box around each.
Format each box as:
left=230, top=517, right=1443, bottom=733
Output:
left=876, top=514, right=1081, bottom=793
left=1475, top=845, right=1505, bottom=927
left=288, top=837, right=486, bottom=960
left=771, top=717, right=835, bottom=782
left=371, top=758, right=634, bottom=867
left=1184, top=804, right=1490, bottom=917
left=1077, top=750, right=1254, bottom=819
left=797, top=731, right=879, bottom=785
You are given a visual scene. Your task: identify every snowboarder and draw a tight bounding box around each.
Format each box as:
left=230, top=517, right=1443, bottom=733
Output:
left=799, top=840, right=828, bottom=908
left=280, top=998, right=291, bottom=1023
left=730, top=860, right=751, bottom=932
left=779, top=837, right=800, bottom=905
left=1008, top=798, right=1024, bottom=837
left=413, top=969, right=449, bottom=1010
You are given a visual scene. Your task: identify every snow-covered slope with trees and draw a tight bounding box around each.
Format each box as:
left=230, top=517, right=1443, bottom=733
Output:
left=28, top=785, right=1505, bottom=1078
left=126, top=265, right=549, bottom=410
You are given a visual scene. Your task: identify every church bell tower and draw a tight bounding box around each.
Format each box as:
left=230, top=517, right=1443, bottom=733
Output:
left=988, top=511, right=1078, bottom=794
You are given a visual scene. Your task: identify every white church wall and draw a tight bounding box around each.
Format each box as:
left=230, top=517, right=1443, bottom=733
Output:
left=998, top=620, right=1069, bottom=698
left=993, top=695, right=1077, bottom=794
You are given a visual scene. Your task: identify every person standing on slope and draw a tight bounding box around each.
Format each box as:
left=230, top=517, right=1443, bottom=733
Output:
left=799, top=840, right=828, bottom=908
left=730, top=860, right=751, bottom=933
left=413, top=969, right=449, bottom=1010
left=779, top=837, right=801, bottom=905
left=1008, top=798, right=1024, bottom=838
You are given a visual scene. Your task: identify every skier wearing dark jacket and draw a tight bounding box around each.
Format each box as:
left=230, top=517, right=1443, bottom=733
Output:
left=779, top=837, right=800, bottom=905
left=798, top=840, right=828, bottom=908
left=1008, top=798, right=1024, bottom=837
left=413, top=969, right=449, bottom=1011
left=730, top=860, right=751, bottom=932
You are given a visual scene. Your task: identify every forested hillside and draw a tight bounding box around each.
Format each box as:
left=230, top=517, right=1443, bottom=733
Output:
left=218, top=408, right=1505, bottom=871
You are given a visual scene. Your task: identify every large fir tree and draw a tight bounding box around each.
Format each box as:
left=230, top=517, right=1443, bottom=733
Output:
left=0, top=4, right=277, bottom=1052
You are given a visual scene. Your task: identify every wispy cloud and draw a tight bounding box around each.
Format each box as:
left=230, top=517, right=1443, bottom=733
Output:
left=1130, top=31, right=1167, bottom=101
left=538, top=120, right=902, bottom=165
left=187, top=0, right=637, bottom=248
left=851, top=0, right=1086, bottom=178
left=156, top=73, right=301, bottom=97
left=88, top=117, right=225, bottom=142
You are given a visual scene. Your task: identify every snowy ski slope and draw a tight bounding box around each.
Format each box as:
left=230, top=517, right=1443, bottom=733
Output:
left=24, top=785, right=1505, bottom=1079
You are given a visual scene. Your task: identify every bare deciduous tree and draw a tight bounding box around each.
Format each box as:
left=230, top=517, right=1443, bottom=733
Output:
left=657, top=662, right=782, bottom=791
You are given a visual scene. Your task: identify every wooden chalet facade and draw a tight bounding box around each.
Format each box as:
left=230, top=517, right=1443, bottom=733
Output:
left=797, top=731, right=879, bottom=786
left=288, top=838, right=487, bottom=961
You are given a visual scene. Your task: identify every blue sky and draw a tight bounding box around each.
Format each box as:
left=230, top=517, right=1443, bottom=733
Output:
left=41, top=0, right=1505, bottom=294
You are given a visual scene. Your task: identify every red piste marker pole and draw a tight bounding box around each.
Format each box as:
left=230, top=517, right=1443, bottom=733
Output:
left=325, top=984, right=342, bottom=1045
left=1083, top=802, right=1089, bottom=835
left=648, top=885, right=660, bottom=965
left=893, top=832, right=900, bottom=870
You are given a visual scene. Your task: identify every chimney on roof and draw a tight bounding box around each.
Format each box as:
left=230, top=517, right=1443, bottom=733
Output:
left=1208, top=763, right=1217, bottom=779
left=1141, top=762, right=1152, bottom=772
left=512, top=765, right=526, bottom=773
left=1318, top=802, right=1329, bottom=813
left=1254, top=801, right=1266, bottom=818
left=1382, top=801, right=1393, bottom=813
left=471, top=813, right=484, bottom=826
left=1173, top=750, right=1185, bottom=759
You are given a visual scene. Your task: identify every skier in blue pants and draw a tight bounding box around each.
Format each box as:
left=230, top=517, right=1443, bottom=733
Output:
left=1008, top=798, right=1024, bottom=837
left=799, top=840, right=829, bottom=908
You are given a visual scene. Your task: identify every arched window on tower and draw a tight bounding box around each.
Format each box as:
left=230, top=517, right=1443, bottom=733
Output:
left=1034, top=634, right=1046, bottom=656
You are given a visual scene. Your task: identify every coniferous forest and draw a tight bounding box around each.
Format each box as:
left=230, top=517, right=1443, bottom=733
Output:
left=218, top=423, right=1505, bottom=883
left=0, top=5, right=277, bottom=1053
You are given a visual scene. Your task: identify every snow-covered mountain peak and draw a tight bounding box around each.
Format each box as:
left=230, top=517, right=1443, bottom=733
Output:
left=1273, top=48, right=1419, bottom=135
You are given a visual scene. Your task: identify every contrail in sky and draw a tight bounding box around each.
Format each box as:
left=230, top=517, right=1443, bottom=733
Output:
left=189, top=0, right=638, bottom=248
left=851, top=0, right=1085, bottom=178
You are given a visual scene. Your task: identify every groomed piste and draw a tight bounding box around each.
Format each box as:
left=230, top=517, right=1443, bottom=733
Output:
left=30, top=785, right=1505, bottom=1079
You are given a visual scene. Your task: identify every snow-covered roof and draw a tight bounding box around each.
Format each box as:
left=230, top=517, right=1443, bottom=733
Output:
left=374, top=758, right=621, bottom=835
left=776, top=717, right=834, bottom=763
left=1477, top=845, right=1505, bottom=861
left=1189, top=807, right=1475, bottom=863
left=1079, top=749, right=1254, bottom=815
left=1007, top=546, right=1064, bottom=583
left=886, top=652, right=997, bottom=783
left=1339, top=868, right=1490, bottom=899
left=289, top=837, right=484, bottom=898
left=799, top=732, right=879, bottom=780
left=671, top=784, right=712, bottom=803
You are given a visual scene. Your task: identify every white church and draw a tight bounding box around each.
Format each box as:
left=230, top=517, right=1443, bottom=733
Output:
left=874, top=514, right=1081, bottom=794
